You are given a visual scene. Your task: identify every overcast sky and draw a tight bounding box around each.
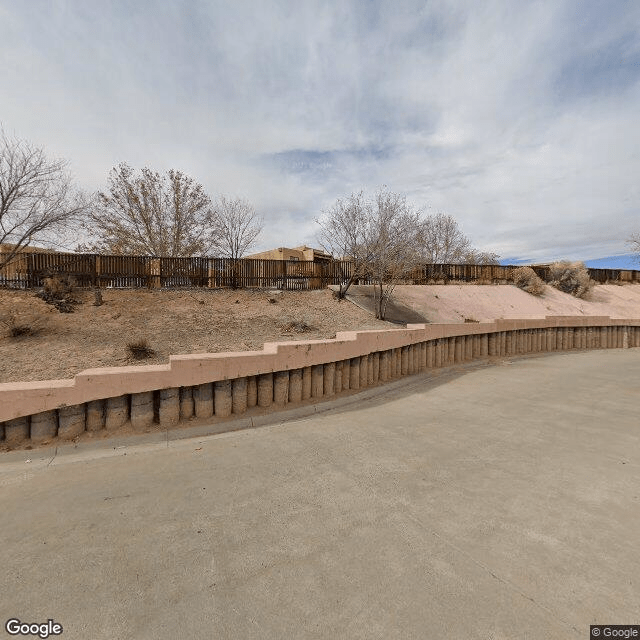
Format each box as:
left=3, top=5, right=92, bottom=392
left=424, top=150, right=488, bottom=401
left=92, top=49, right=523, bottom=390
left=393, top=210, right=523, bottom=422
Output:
left=1, top=0, right=639, bottom=264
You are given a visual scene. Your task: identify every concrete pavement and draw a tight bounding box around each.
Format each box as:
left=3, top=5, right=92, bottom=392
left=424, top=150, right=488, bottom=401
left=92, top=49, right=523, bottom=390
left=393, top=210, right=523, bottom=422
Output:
left=1, top=350, right=639, bottom=639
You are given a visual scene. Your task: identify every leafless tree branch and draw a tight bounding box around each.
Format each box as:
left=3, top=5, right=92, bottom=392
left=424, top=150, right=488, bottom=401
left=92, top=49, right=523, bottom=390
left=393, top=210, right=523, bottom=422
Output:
left=627, top=233, right=640, bottom=264
left=82, top=163, right=216, bottom=256
left=0, top=127, right=88, bottom=269
left=209, top=195, right=263, bottom=259
left=317, top=188, right=423, bottom=319
left=318, top=191, right=500, bottom=317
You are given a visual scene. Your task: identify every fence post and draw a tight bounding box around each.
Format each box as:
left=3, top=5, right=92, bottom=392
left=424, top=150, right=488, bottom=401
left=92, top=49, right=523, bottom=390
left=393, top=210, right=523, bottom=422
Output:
left=146, top=257, right=161, bottom=289
left=27, top=252, right=35, bottom=288
left=94, top=255, right=101, bottom=288
left=207, top=258, right=215, bottom=288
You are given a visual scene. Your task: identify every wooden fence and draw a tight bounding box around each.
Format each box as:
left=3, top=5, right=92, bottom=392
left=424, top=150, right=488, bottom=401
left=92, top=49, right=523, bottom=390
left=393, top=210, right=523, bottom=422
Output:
left=1, top=251, right=639, bottom=289
left=0, top=252, right=357, bottom=290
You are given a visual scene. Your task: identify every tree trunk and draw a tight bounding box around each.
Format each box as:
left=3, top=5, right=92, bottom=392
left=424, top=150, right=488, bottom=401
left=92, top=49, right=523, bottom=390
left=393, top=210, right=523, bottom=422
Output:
left=337, top=274, right=356, bottom=299
left=375, top=281, right=384, bottom=319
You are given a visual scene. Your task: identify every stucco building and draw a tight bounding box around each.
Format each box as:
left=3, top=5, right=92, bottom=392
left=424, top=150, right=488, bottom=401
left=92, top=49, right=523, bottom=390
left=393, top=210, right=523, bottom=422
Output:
left=245, top=245, right=334, bottom=263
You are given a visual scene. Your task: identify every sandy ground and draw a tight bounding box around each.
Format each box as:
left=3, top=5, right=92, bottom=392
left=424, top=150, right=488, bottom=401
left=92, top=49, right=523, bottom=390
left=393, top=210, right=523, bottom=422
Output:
left=0, top=288, right=390, bottom=383
left=1, top=283, right=639, bottom=383
left=391, top=283, right=640, bottom=323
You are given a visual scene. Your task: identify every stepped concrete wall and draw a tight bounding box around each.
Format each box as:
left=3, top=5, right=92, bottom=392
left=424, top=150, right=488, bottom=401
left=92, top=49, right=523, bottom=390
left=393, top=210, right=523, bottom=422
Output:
left=1, top=316, right=638, bottom=448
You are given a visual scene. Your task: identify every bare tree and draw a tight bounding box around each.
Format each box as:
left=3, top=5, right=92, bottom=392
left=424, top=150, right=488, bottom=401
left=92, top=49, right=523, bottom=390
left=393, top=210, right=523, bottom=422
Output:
left=365, top=190, right=422, bottom=319
left=0, top=127, right=87, bottom=270
left=627, top=233, right=640, bottom=264
left=316, top=190, right=370, bottom=299
left=317, top=188, right=422, bottom=319
left=209, top=195, right=262, bottom=259
left=417, top=213, right=500, bottom=280
left=460, top=249, right=501, bottom=265
left=418, top=212, right=472, bottom=264
left=318, top=192, right=500, bottom=316
left=82, top=163, right=215, bottom=256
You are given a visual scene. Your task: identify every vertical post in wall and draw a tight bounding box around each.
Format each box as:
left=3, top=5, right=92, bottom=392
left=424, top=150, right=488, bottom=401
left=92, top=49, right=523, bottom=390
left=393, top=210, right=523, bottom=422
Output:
left=257, top=374, right=273, bottom=407
left=333, top=361, right=343, bottom=393
left=488, top=333, right=497, bottom=357
left=448, top=338, right=456, bottom=365
left=360, top=355, right=369, bottom=386
left=372, top=352, right=380, bottom=381
left=324, top=362, right=336, bottom=396
left=350, top=358, right=360, bottom=389
left=379, top=351, right=390, bottom=381
left=505, top=331, right=513, bottom=355
left=341, top=361, right=350, bottom=391
left=272, top=372, right=289, bottom=406
left=434, top=340, right=443, bottom=367
left=289, top=368, right=303, bottom=403
left=401, top=347, right=409, bottom=375
left=465, top=335, right=474, bottom=360
left=311, top=365, right=324, bottom=398
left=420, top=342, right=427, bottom=370
left=426, top=341, right=434, bottom=368
left=481, top=333, right=489, bottom=358
left=231, top=377, right=248, bottom=413
left=303, top=366, right=313, bottom=398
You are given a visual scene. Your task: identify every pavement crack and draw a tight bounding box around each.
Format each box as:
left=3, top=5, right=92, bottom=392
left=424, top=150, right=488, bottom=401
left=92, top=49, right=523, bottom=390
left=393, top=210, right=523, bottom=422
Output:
left=401, top=506, right=582, bottom=637
left=46, top=447, right=57, bottom=467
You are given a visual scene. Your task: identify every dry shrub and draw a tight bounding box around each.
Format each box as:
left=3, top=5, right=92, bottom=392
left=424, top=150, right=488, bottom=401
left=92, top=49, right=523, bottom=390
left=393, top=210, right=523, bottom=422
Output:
left=43, top=274, right=74, bottom=298
left=0, top=312, right=41, bottom=338
left=126, top=338, right=156, bottom=359
left=511, top=266, right=545, bottom=296
left=37, top=274, right=80, bottom=312
left=548, top=261, right=594, bottom=298
left=280, top=320, right=316, bottom=334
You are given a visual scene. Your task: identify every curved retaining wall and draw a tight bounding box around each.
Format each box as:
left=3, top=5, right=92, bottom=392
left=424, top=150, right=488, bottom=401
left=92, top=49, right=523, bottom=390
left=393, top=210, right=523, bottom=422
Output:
left=1, top=316, right=638, bottom=448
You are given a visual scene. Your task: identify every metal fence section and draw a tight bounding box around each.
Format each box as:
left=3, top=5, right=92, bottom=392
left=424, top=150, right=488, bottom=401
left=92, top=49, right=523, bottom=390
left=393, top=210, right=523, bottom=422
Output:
left=1, top=251, right=639, bottom=289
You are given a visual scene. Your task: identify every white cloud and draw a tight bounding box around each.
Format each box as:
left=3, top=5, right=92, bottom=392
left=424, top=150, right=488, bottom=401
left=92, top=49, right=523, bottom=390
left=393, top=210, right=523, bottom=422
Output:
left=1, top=0, right=639, bottom=261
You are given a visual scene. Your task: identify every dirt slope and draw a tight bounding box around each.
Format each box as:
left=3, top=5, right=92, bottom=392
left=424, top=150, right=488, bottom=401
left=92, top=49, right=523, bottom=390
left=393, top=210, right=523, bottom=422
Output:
left=1, top=283, right=639, bottom=384
left=0, top=288, right=390, bottom=383
left=390, top=284, right=640, bottom=323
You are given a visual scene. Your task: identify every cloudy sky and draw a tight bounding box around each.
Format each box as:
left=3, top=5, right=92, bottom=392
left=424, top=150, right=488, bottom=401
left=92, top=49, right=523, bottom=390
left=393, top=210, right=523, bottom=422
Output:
left=1, top=0, right=639, bottom=265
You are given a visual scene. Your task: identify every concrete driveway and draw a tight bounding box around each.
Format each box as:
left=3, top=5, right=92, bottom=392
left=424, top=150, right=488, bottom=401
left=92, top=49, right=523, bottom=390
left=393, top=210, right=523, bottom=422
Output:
left=1, top=350, right=638, bottom=639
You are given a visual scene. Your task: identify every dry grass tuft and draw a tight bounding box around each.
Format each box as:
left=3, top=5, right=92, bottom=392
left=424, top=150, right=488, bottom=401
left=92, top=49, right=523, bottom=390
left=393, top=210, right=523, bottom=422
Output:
left=126, top=338, right=156, bottom=360
left=548, top=261, right=594, bottom=299
left=0, top=312, right=42, bottom=338
left=37, top=274, right=81, bottom=312
left=43, top=274, right=74, bottom=298
left=280, top=320, right=316, bottom=334
left=512, top=266, right=545, bottom=296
